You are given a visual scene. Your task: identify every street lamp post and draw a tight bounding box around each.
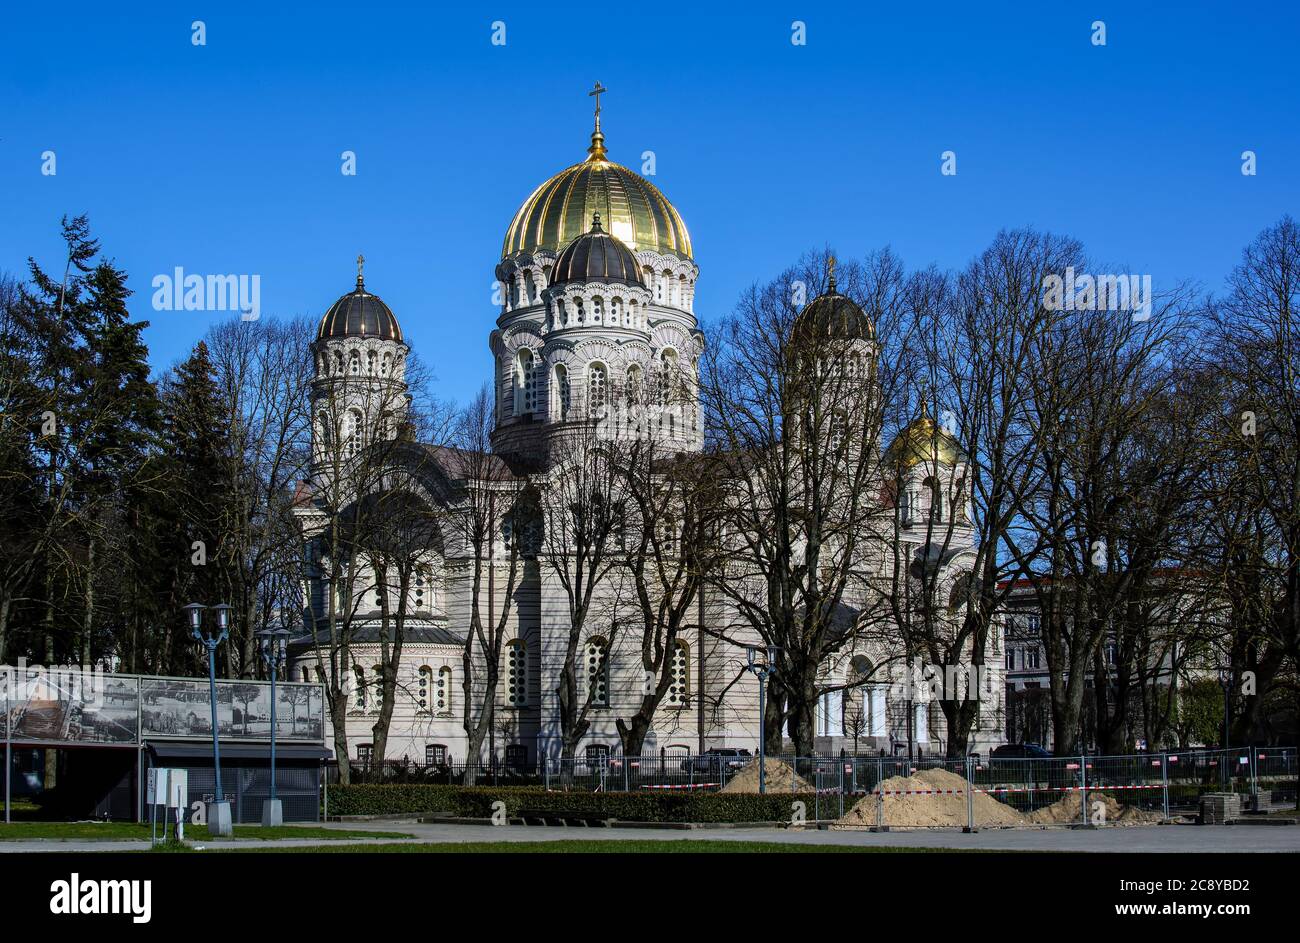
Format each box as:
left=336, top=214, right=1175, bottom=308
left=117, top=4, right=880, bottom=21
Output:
left=745, top=645, right=778, bottom=794
left=188, top=602, right=233, bottom=837
left=1218, top=661, right=1234, bottom=791
left=257, top=627, right=290, bottom=827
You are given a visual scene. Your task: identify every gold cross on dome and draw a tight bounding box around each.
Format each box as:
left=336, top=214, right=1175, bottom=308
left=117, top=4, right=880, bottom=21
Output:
left=589, top=81, right=607, bottom=128
left=828, top=256, right=836, bottom=280
left=356, top=253, right=365, bottom=287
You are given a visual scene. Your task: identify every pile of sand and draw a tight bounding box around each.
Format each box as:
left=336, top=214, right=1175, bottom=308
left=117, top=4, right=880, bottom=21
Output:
left=1027, top=791, right=1164, bottom=826
left=836, top=767, right=1027, bottom=828
left=720, top=757, right=815, bottom=794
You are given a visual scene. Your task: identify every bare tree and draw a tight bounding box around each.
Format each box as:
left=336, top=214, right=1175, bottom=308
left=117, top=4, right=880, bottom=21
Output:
left=1008, top=237, right=1194, bottom=755
left=610, top=411, right=725, bottom=756
left=1196, top=215, right=1300, bottom=744
left=297, top=345, right=440, bottom=783
left=537, top=418, right=627, bottom=766
left=701, top=249, right=904, bottom=756
left=451, top=386, right=530, bottom=781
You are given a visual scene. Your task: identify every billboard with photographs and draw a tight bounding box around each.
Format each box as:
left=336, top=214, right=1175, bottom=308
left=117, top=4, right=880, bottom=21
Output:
left=139, top=677, right=324, bottom=742
left=1, top=665, right=324, bottom=746
left=1, top=668, right=139, bottom=745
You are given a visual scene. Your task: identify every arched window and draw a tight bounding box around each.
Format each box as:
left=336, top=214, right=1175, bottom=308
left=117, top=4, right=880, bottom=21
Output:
left=417, top=666, right=432, bottom=713
left=381, top=352, right=392, bottom=377
left=349, top=350, right=360, bottom=375
left=585, top=636, right=610, bottom=707
left=626, top=364, right=644, bottom=405
left=505, top=640, right=527, bottom=707
left=593, top=296, right=604, bottom=324
left=830, top=410, right=849, bottom=447
left=948, top=573, right=971, bottom=616
left=367, top=350, right=377, bottom=375
left=352, top=664, right=367, bottom=712
left=435, top=666, right=452, bottom=716
left=553, top=364, right=571, bottom=420
left=335, top=570, right=352, bottom=614
left=588, top=362, right=608, bottom=412
left=924, top=476, right=943, bottom=522
left=516, top=349, right=538, bottom=415
left=413, top=566, right=429, bottom=611
left=343, top=410, right=362, bottom=459
left=666, top=641, right=689, bottom=707
left=657, top=349, right=679, bottom=405
left=611, top=298, right=622, bottom=324
left=333, top=351, right=343, bottom=375
left=657, top=514, right=677, bottom=554
left=902, top=489, right=920, bottom=524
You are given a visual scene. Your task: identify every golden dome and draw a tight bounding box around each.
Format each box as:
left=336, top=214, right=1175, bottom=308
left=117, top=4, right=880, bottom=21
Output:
left=886, top=402, right=964, bottom=470
left=502, top=127, right=693, bottom=261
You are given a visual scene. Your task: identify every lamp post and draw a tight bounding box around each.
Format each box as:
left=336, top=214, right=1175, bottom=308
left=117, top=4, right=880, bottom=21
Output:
left=745, top=645, right=778, bottom=794
left=257, top=627, right=290, bottom=827
left=188, top=601, right=233, bottom=836
left=1217, top=660, right=1234, bottom=791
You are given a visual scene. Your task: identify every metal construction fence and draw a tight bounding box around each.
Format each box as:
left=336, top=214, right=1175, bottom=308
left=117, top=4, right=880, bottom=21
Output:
left=332, top=746, right=1296, bottom=827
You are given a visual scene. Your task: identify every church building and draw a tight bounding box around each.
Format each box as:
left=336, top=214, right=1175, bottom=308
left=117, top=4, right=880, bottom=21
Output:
left=289, top=91, right=1005, bottom=770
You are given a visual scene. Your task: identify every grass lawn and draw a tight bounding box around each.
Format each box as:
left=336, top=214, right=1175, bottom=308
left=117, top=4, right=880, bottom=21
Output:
left=202, top=839, right=979, bottom=853
left=0, top=822, right=413, bottom=842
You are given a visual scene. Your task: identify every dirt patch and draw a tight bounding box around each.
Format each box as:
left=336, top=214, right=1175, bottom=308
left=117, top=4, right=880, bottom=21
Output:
left=1027, top=790, right=1164, bottom=826
left=835, top=767, right=1026, bottom=828
left=720, top=758, right=814, bottom=794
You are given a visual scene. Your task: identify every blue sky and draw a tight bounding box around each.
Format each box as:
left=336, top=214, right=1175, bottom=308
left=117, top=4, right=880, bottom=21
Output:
left=2, top=2, right=1296, bottom=404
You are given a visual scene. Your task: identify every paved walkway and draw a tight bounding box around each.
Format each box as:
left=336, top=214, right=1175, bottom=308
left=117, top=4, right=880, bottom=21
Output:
left=2, top=820, right=1297, bottom=853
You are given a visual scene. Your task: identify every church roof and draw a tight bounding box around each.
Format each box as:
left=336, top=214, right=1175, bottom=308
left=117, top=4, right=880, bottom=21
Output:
left=289, top=621, right=462, bottom=652
left=502, top=117, right=692, bottom=261
left=792, top=265, right=875, bottom=344
left=885, top=400, right=965, bottom=470
left=549, top=213, right=644, bottom=288
left=317, top=259, right=403, bottom=342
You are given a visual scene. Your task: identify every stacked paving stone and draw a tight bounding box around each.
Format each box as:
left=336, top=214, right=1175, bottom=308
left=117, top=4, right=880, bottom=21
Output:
left=1199, top=793, right=1242, bottom=824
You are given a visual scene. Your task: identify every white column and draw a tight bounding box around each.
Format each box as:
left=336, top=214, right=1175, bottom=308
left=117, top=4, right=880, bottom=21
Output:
left=869, top=687, right=886, bottom=737
left=827, top=690, right=843, bottom=737
left=916, top=703, right=929, bottom=744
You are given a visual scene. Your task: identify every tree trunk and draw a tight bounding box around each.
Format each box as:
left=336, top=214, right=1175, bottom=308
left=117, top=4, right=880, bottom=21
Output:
left=785, top=666, right=818, bottom=757
left=328, top=689, right=352, bottom=785
left=763, top=673, right=786, bottom=755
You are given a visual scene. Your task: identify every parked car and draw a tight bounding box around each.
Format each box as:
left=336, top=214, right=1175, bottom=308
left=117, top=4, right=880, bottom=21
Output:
left=990, top=742, right=1052, bottom=759
left=680, top=748, right=753, bottom=774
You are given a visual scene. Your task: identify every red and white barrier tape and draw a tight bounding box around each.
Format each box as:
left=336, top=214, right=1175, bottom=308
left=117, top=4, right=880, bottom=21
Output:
left=978, top=784, right=1163, bottom=794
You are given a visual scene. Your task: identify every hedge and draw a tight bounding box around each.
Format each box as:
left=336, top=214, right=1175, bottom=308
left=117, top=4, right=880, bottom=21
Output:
left=326, top=784, right=804, bottom=823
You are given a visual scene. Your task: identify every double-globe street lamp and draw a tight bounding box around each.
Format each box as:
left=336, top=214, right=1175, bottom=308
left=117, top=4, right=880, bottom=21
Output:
left=745, top=645, right=779, bottom=794
left=184, top=601, right=233, bottom=837
left=257, top=627, right=290, bottom=826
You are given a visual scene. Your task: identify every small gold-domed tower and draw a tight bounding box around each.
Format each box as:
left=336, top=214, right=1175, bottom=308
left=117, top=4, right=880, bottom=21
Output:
left=887, top=393, right=968, bottom=532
